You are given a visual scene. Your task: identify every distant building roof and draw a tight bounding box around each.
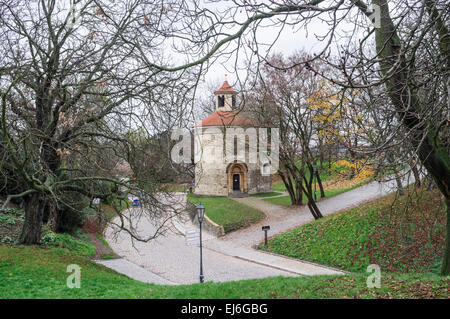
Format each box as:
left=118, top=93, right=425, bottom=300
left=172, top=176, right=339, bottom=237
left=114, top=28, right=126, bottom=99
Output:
left=214, top=81, right=237, bottom=95
left=195, top=110, right=258, bottom=127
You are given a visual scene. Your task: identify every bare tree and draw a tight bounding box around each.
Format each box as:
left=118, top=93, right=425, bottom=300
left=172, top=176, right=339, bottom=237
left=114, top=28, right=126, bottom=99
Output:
left=246, top=52, right=329, bottom=218
left=1, top=0, right=449, bottom=274
left=228, top=0, right=450, bottom=275
left=0, top=0, right=204, bottom=244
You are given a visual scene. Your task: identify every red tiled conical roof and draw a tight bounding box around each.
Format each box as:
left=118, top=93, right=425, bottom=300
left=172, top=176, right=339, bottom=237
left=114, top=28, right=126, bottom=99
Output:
left=214, top=81, right=237, bottom=94
left=195, top=111, right=258, bottom=127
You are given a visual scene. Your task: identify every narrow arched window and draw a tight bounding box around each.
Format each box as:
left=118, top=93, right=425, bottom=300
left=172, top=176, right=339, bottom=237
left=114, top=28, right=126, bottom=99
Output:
left=218, top=95, right=225, bottom=107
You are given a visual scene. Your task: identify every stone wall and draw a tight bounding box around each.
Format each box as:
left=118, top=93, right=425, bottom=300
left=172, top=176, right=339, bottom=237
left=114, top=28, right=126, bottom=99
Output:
left=186, top=200, right=225, bottom=237
left=194, top=126, right=272, bottom=196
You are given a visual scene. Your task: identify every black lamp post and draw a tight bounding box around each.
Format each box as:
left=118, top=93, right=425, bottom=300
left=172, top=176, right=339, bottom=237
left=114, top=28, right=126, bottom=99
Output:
left=313, top=164, right=317, bottom=201
left=196, top=203, right=205, bottom=283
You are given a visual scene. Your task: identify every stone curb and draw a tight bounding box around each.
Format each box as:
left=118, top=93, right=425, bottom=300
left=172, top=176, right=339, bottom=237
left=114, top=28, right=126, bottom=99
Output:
left=251, top=245, right=350, bottom=275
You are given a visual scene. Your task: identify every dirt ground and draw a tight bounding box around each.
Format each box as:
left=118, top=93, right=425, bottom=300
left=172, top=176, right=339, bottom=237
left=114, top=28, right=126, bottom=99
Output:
left=87, top=232, right=120, bottom=260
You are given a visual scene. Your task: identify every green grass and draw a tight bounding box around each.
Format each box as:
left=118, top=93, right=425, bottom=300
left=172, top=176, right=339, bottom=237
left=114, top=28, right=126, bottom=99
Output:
left=187, top=195, right=265, bottom=233
left=271, top=160, right=345, bottom=193
left=41, top=231, right=96, bottom=257
left=0, top=245, right=448, bottom=298
left=272, top=183, right=288, bottom=192
left=266, top=180, right=372, bottom=207
left=0, top=208, right=95, bottom=258
left=271, top=157, right=374, bottom=195
left=263, top=196, right=292, bottom=206
left=165, top=183, right=186, bottom=192
left=101, top=253, right=116, bottom=260
left=96, top=235, right=110, bottom=248
left=261, top=189, right=446, bottom=274
left=251, top=192, right=282, bottom=198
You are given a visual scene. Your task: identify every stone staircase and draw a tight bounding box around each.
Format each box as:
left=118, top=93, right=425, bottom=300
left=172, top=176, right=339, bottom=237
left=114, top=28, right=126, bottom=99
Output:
left=228, top=190, right=248, bottom=198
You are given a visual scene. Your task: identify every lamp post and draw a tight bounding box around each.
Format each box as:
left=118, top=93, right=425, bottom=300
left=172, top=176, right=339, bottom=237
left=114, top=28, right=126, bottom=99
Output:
left=313, top=164, right=317, bottom=201
left=196, top=203, right=205, bottom=283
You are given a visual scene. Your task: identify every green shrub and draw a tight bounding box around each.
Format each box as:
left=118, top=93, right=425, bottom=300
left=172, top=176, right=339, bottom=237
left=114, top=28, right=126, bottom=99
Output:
left=41, top=232, right=56, bottom=246
left=1, top=236, right=14, bottom=244
left=0, top=215, right=18, bottom=227
left=55, top=191, right=89, bottom=233
left=42, top=231, right=95, bottom=257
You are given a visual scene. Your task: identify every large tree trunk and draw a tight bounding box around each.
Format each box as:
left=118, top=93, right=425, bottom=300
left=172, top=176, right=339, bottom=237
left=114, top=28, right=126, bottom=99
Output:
left=306, top=196, right=323, bottom=220
left=394, top=172, right=405, bottom=196
left=443, top=199, right=450, bottom=275
left=19, top=193, right=45, bottom=245
left=411, top=160, right=421, bottom=188
left=374, top=0, right=450, bottom=275
left=316, top=170, right=325, bottom=198
left=279, top=170, right=303, bottom=206
left=47, top=201, right=60, bottom=232
left=295, top=180, right=303, bottom=205
left=302, top=180, right=323, bottom=219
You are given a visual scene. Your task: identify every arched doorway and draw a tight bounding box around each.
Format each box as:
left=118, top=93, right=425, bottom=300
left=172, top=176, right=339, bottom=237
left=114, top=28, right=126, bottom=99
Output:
left=227, top=163, right=247, bottom=194
left=233, top=174, right=240, bottom=190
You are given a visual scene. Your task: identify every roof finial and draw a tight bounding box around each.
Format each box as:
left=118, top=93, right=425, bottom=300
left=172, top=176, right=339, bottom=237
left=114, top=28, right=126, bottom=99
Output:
left=225, top=73, right=228, bottom=81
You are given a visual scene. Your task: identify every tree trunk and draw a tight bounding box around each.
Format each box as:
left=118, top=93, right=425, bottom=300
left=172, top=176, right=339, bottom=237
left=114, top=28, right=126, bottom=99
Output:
left=279, top=171, right=294, bottom=203
left=349, top=150, right=356, bottom=179
left=47, top=201, right=59, bottom=232
left=302, top=182, right=323, bottom=219
left=307, top=197, right=323, bottom=220
left=411, top=160, right=421, bottom=188
left=295, top=180, right=303, bottom=205
left=19, top=193, right=45, bottom=245
left=316, top=170, right=325, bottom=198
left=374, top=0, right=450, bottom=275
left=442, top=199, right=450, bottom=275
left=394, top=172, right=405, bottom=196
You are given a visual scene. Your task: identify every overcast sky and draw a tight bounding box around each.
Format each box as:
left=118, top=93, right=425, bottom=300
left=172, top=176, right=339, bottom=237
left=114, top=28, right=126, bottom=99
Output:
left=197, top=1, right=370, bottom=99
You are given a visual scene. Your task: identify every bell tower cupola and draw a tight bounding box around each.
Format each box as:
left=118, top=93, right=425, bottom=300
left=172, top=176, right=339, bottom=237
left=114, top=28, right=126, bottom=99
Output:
left=214, top=75, right=237, bottom=111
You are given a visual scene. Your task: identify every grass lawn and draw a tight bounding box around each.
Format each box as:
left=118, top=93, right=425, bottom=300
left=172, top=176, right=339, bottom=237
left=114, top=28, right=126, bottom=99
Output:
left=270, top=158, right=376, bottom=207
left=164, top=183, right=186, bottom=192
left=266, top=180, right=371, bottom=207
left=187, top=195, right=265, bottom=233
left=263, top=195, right=293, bottom=206
left=251, top=192, right=283, bottom=198
left=261, top=188, right=447, bottom=275
left=0, top=207, right=96, bottom=256
left=271, top=159, right=352, bottom=192
left=0, top=245, right=448, bottom=298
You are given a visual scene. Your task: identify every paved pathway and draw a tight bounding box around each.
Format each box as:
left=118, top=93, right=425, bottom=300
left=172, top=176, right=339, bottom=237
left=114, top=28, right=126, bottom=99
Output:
left=102, top=176, right=404, bottom=285
left=104, top=194, right=299, bottom=284
left=212, top=178, right=398, bottom=249
left=95, top=258, right=176, bottom=285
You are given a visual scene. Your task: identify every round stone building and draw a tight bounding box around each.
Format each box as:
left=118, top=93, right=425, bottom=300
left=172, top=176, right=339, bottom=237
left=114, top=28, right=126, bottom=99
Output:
left=194, top=80, right=272, bottom=197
